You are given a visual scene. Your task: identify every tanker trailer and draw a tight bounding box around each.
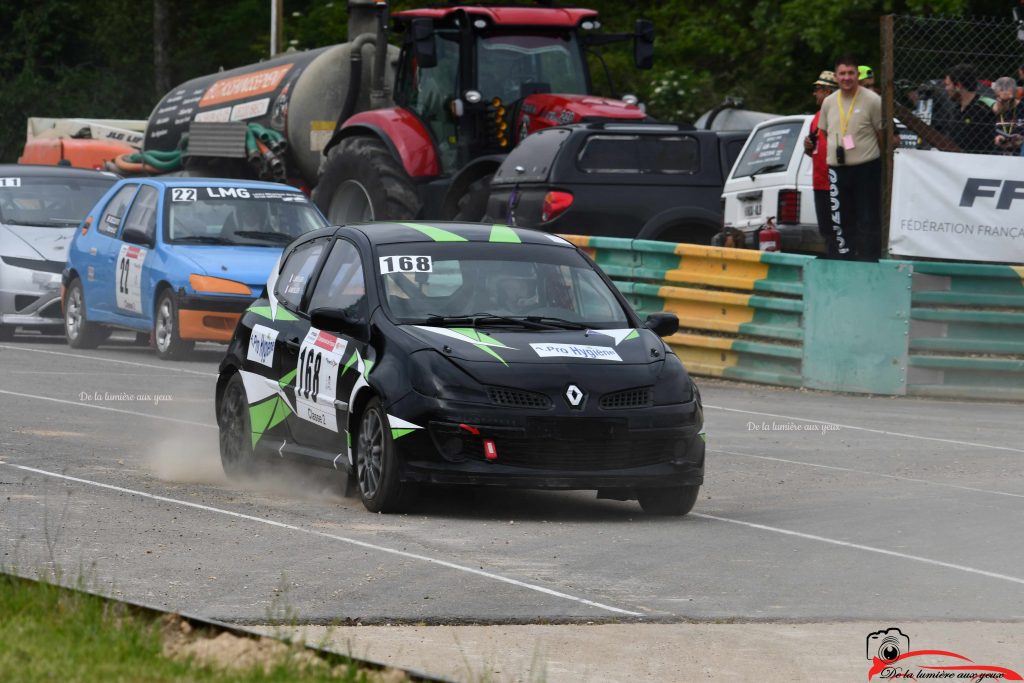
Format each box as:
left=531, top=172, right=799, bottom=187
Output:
left=135, top=0, right=396, bottom=187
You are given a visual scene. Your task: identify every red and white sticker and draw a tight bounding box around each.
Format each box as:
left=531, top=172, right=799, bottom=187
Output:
left=295, top=327, right=348, bottom=432
left=115, top=244, right=147, bottom=313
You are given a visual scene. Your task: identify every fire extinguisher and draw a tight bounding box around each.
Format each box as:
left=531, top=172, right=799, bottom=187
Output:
left=759, top=216, right=780, bottom=252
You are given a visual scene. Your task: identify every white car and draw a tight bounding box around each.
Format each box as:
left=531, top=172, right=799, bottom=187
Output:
left=0, top=165, right=118, bottom=340
left=720, top=114, right=824, bottom=252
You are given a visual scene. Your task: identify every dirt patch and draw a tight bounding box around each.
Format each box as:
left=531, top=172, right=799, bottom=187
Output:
left=161, top=614, right=410, bottom=681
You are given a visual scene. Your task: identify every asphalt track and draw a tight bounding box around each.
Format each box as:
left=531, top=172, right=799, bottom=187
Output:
left=1, top=334, right=1022, bottom=677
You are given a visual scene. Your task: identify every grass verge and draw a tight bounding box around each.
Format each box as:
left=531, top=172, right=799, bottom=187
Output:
left=0, top=573, right=409, bottom=682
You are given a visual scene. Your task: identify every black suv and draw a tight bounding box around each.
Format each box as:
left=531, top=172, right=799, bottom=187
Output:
left=484, top=123, right=748, bottom=243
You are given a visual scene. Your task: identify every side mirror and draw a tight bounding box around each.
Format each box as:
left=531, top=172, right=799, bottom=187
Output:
left=122, top=227, right=154, bottom=248
left=310, top=306, right=370, bottom=342
left=633, top=19, right=654, bottom=70
left=645, top=312, right=678, bottom=338
left=410, top=18, right=437, bottom=69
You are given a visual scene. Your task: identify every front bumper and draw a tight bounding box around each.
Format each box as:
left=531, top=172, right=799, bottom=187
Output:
left=0, top=259, right=64, bottom=328
left=389, top=391, right=705, bottom=490
left=176, top=293, right=253, bottom=342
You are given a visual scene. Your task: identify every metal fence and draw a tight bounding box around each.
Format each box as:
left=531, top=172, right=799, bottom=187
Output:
left=886, top=14, right=1024, bottom=155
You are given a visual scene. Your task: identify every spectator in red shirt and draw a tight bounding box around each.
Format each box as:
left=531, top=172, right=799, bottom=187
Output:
left=803, top=70, right=838, bottom=256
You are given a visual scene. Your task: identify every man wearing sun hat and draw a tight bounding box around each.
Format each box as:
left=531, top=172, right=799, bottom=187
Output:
left=804, top=70, right=839, bottom=256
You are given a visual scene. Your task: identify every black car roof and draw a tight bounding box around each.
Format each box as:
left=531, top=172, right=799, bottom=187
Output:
left=0, top=164, right=120, bottom=180
left=341, top=221, right=575, bottom=247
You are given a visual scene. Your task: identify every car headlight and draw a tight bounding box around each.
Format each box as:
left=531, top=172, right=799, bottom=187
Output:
left=653, top=352, right=694, bottom=405
left=409, top=350, right=489, bottom=403
left=189, top=274, right=251, bottom=295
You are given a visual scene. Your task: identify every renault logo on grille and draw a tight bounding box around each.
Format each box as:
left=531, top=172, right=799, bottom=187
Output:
left=565, top=384, right=585, bottom=408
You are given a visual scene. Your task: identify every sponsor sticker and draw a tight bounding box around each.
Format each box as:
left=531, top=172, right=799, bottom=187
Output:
left=379, top=255, right=433, bottom=274
left=530, top=342, right=622, bottom=361
left=205, top=187, right=251, bottom=199
left=193, top=107, right=232, bottom=123
left=199, top=64, right=293, bottom=107
left=230, top=97, right=270, bottom=121
left=246, top=324, right=279, bottom=368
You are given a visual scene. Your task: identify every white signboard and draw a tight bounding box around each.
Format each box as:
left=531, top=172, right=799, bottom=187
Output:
left=115, top=244, right=146, bottom=313
left=889, top=149, right=1024, bottom=263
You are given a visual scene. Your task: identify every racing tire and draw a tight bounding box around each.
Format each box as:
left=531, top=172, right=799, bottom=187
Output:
left=64, top=279, right=106, bottom=349
left=0, top=325, right=13, bottom=342
left=153, top=290, right=194, bottom=361
left=218, top=373, right=264, bottom=479
left=452, top=175, right=492, bottom=222
left=313, top=136, right=420, bottom=224
left=637, top=485, right=700, bottom=516
left=354, top=396, right=413, bottom=513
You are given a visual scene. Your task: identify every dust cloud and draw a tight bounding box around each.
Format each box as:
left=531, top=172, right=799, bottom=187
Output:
left=144, top=427, right=351, bottom=504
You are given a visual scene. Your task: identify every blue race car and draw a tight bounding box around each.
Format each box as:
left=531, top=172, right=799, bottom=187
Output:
left=63, top=178, right=327, bottom=359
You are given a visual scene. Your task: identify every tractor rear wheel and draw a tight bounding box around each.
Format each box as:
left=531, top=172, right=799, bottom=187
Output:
left=313, top=136, right=419, bottom=224
left=452, top=175, right=492, bottom=222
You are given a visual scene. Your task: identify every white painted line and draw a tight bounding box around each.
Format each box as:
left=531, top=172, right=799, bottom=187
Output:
left=3, top=463, right=643, bottom=617
left=704, top=404, right=1024, bottom=454
left=0, top=344, right=217, bottom=378
left=693, top=512, right=1024, bottom=586
left=0, top=389, right=217, bottom=430
left=711, top=448, right=1024, bottom=499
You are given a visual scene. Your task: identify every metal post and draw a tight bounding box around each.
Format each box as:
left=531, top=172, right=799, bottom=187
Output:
left=270, top=0, right=284, bottom=56
left=880, top=14, right=895, bottom=258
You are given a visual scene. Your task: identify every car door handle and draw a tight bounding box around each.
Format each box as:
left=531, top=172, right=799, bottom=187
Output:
left=284, top=337, right=301, bottom=350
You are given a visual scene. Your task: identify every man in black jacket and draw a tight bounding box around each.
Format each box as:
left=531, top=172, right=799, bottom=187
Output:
left=944, top=64, right=997, bottom=154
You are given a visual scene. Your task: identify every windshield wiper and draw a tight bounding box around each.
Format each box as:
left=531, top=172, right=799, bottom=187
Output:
left=173, top=235, right=234, bottom=244
left=522, top=316, right=588, bottom=330
left=421, top=313, right=556, bottom=330
left=231, top=230, right=294, bottom=243
left=746, top=163, right=785, bottom=179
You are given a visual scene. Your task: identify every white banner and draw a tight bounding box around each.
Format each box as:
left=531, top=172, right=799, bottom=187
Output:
left=889, top=149, right=1024, bottom=264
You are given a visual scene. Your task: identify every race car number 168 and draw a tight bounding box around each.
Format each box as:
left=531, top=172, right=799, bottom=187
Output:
left=379, top=255, right=432, bottom=274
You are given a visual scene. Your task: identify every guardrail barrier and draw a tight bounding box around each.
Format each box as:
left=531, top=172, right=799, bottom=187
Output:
left=562, top=235, right=1023, bottom=401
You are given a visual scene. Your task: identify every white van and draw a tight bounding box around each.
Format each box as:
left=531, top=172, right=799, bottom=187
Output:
left=720, top=114, right=824, bottom=252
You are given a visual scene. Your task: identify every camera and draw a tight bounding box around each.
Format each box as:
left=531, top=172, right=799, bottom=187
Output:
left=866, top=628, right=910, bottom=662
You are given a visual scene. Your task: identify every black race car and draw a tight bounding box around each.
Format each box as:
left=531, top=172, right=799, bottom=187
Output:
left=215, top=221, right=705, bottom=515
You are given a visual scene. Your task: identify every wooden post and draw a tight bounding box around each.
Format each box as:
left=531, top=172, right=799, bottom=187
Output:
left=880, top=14, right=895, bottom=259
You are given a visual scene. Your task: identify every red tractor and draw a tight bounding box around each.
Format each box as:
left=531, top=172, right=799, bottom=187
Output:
left=313, top=3, right=654, bottom=223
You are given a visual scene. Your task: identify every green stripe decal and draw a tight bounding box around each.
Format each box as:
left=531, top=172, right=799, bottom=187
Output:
left=275, top=307, right=299, bottom=322
left=248, top=305, right=273, bottom=320
left=391, top=428, right=416, bottom=440
left=249, top=396, right=290, bottom=447
left=279, top=369, right=296, bottom=389
left=489, top=224, right=521, bottom=243
left=476, top=344, right=508, bottom=366
left=341, top=351, right=358, bottom=376
left=400, top=222, right=468, bottom=242
left=624, top=329, right=640, bottom=341
left=363, top=358, right=375, bottom=380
